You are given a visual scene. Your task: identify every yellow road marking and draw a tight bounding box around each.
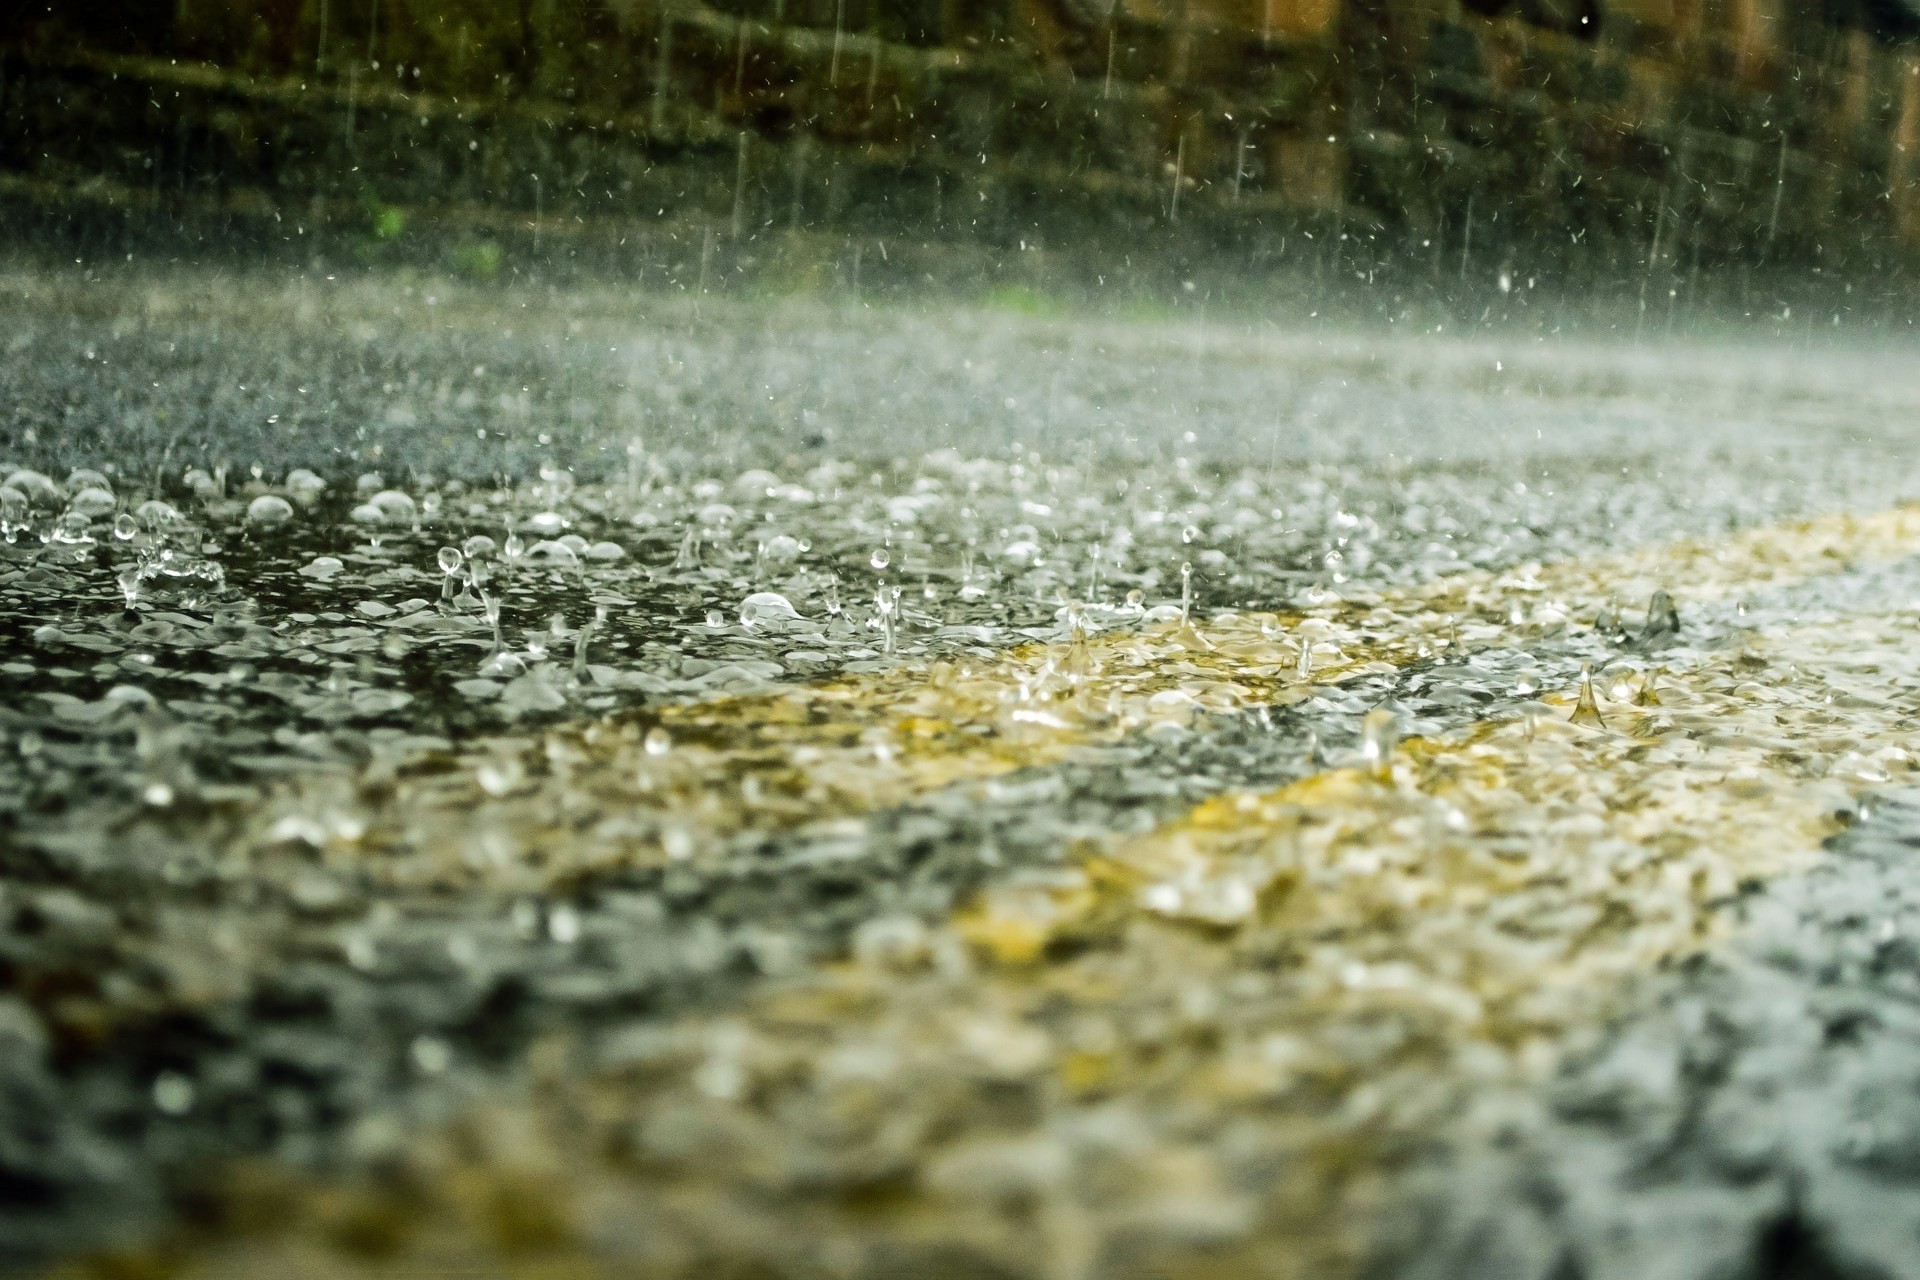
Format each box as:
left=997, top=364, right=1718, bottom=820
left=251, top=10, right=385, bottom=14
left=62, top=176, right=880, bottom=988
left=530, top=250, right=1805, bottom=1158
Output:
left=69, top=510, right=1920, bottom=1279
left=235, top=506, right=1920, bottom=900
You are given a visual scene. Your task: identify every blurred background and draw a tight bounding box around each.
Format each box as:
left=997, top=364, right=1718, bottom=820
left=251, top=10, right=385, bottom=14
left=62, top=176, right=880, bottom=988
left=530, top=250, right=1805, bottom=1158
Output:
left=8, top=0, right=1920, bottom=316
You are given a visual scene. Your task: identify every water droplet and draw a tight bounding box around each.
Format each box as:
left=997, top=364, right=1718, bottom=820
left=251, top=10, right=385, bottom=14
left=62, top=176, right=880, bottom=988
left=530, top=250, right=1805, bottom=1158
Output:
left=1361, top=708, right=1400, bottom=781
left=1645, top=589, right=1681, bottom=637
left=1571, top=663, right=1608, bottom=728
left=706, top=609, right=726, bottom=627
left=871, top=547, right=891, bottom=571
left=1181, top=524, right=1200, bottom=544
left=410, top=1035, right=452, bottom=1075
left=438, top=546, right=464, bottom=575
left=644, top=726, right=672, bottom=756
left=152, top=1072, right=195, bottom=1116
left=112, top=513, right=137, bottom=541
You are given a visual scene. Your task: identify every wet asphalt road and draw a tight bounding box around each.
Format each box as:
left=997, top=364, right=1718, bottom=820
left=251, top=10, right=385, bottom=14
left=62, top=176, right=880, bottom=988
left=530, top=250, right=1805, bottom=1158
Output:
left=7, top=255, right=1920, bottom=1277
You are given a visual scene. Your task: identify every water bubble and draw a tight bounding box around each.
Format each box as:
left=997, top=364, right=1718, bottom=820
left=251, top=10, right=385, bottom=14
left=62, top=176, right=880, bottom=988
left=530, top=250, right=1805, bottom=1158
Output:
left=69, top=487, right=117, bottom=519
left=462, top=534, right=497, bottom=559
left=134, top=499, right=181, bottom=529
left=479, top=649, right=526, bottom=678
left=300, top=555, right=345, bottom=580
left=368, top=490, right=417, bottom=525
left=706, top=609, right=726, bottom=627
left=739, top=591, right=802, bottom=629
left=64, top=468, right=112, bottom=496
left=1125, top=588, right=1145, bottom=611
left=765, top=534, right=802, bottom=564
left=285, top=468, right=327, bottom=501
left=50, top=511, right=94, bottom=545
left=584, top=541, right=626, bottom=561
left=525, top=510, right=567, bottom=536
left=3, top=470, right=61, bottom=507
left=245, top=494, right=294, bottom=526
left=525, top=539, right=580, bottom=568
left=644, top=726, right=672, bottom=756
left=871, top=547, right=891, bottom=571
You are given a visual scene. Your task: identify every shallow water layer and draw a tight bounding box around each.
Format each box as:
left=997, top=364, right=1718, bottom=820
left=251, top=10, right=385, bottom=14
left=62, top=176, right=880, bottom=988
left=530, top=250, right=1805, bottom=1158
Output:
left=7, top=260, right=1920, bottom=1274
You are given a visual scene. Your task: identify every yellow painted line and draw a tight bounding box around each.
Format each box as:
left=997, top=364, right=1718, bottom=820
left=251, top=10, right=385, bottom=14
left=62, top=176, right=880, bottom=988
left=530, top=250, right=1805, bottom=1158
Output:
left=250, top=504, right=1920, bottom=898
left=69, top=511, right=1920, bottom=1279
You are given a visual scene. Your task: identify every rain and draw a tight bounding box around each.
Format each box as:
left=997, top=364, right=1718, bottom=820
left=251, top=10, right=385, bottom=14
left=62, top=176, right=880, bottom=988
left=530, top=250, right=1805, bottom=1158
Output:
left=8, top=1, right=1920, bottom=1277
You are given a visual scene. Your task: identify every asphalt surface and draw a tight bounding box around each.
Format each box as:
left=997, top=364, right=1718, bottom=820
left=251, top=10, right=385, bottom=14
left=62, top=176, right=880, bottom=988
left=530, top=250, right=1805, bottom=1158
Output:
left=6, top=254, right=1920, bottom=1277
